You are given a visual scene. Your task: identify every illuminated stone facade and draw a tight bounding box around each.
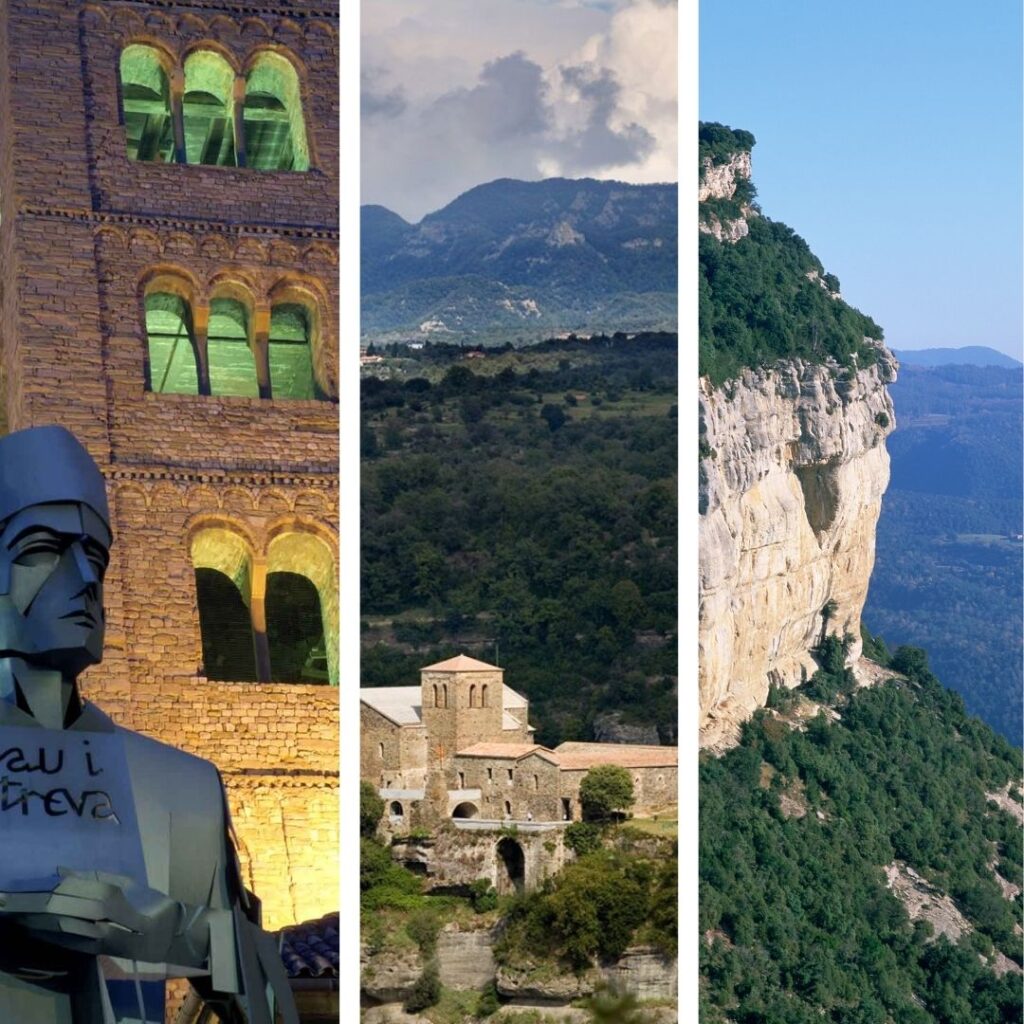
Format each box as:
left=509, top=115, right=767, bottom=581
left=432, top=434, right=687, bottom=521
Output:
left=0, top=0, right=338, bottom=946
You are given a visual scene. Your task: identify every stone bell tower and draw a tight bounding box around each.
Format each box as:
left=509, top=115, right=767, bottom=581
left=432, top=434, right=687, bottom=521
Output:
left=421, top=654, right=506, bottom=782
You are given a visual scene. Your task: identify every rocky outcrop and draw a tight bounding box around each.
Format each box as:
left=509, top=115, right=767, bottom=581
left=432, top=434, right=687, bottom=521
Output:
left=699, top=349, right=897, bottom=748
left=360, top=945, right=422, bottom=1004
left=591, top=711, right=661, bottom=745
left=699, top=151, right=751, bottom=202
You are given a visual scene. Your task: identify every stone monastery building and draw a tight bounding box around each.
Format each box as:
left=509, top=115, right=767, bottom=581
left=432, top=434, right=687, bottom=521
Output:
left=361, top=655, right=678, bottom=826
left=0, top=0, right=339, bottom=1007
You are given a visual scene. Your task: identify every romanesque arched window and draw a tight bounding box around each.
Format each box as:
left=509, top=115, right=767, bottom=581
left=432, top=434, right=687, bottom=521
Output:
left=192, top=525, right=336, bottom=685
left=268, top=303, right=316, bottom=399
left=207, top=294, right=257, bottom=397
left=182, top=51, right=236, bottom=167
left=191, top=527, right=257, bottom=682
left=243, top=52, right=309, bottom=171
left=144, top=290, right=199, bottom=394
left=433, top=684, right=439, bottom=708
left=120, top=45, right=173, bottom=162
left=266, top=530, right=337, bottom=685
left=442, top=683, right=449, bottom=708
left=481, top=684, right=489, bottom=707
left=469, top=684, right=477, bottom=708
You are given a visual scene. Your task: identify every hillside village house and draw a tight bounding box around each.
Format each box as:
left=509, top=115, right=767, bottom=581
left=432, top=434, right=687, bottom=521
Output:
left=361, top=655, right=678, bottom=827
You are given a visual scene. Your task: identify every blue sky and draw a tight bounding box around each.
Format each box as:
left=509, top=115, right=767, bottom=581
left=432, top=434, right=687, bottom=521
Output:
left=700, top=1, right=1023, bottom=359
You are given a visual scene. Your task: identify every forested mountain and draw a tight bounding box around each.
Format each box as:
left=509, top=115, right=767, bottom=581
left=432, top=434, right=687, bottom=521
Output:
left=361, top=178, right=677, bottom=343
left=701, top=649, right=1023, bottom=1022
left=361, top=335, right=677, bottom=745
left=893, top=347, right=1022, bottom=369
left=864, top=363, right=1023, bottom=743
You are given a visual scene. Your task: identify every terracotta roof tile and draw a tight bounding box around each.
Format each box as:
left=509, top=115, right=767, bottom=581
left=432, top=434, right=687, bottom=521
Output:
left=422, top=653, right=501, bottom=672
left=456, top=742, right=559, bottom=763
left=552, top=742, right=678, bottom=770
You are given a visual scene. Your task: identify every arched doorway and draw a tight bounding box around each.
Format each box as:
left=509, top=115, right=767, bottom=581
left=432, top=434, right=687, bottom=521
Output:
left=451, top=802, right=479, bottom=819
left=496, top=837, right=525, bottom=895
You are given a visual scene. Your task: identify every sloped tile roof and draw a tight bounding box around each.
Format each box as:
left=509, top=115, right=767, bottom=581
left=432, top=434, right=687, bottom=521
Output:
left=360, top=686, right=422, bottom=726
left=277, top=912, right=339, bottom=979
left=552, top=742, right=678, bottom=770
left=456, top=742, right=559, bottom=763
left=422, top=653, right=501, bottom=672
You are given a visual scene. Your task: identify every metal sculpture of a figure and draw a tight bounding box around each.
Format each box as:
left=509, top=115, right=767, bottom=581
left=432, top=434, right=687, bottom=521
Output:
left=0, top=426, right=298, bottom=1024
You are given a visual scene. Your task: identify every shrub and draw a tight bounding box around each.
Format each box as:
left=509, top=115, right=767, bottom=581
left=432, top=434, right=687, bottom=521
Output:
left=404, top=963, right=441, bottom=1013
left=360, top=780, right=384, bottom=839
left=565, top=821, right=603, bottom=856
left=469, top=879, right=499, bottom=913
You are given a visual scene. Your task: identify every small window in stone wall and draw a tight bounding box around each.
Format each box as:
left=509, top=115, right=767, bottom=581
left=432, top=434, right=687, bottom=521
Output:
left=195, top=567, right=257, bottom=681
left=207, top=297, right=258, bottom=397
left=120, top=45, right=173, bottom=162
left=120, top=45, right=310, bottom=172
left=378, top=743, right=385, bottom=760
left=269, top=304, right=319, bottom=400
left=145, top=292, right=199, bottom=394
left=506, top=768, right=513, bottom=784
left=183, top=51, right=236, bottom=167
left=192, top=527, right=337, bottom=685
left=243, top=53, right=310, bottom=171
left=487, top=767, right=493, bottom=782
left=458, top=771, right=465, bottom=788
left=266, top=572, right=327, bottom=683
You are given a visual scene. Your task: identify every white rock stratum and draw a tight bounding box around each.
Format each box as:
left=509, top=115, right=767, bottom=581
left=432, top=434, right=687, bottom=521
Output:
left=699, top=349, right=897, bottom=749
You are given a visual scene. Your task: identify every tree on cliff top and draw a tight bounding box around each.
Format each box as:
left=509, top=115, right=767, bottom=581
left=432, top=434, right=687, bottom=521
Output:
left=580, top=764, right=635, bottom=821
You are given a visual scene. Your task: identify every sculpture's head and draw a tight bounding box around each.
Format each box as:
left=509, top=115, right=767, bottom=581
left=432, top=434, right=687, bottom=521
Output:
left=0, top=427, right=111, bottom=676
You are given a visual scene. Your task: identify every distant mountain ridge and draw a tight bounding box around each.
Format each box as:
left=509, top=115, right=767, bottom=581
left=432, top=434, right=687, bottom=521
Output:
left=362, top=177, right=677, bottom=342
left=894, top=346, right=1022, bottom=368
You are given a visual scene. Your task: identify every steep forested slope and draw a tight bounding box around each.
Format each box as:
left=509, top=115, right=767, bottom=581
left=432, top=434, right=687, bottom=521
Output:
left=701, top=650, right=1023, bottom=1023
left=361, top=335, right=677, bottom=745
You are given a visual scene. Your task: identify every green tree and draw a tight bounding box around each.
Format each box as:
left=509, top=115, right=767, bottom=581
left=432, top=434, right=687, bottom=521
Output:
left=580, top=765, right=635, bottom=821
left=360, top=780, right=384, bottom=838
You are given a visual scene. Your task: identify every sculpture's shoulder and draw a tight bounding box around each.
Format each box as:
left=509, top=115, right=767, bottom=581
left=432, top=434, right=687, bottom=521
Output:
left=116, top=725, right=226, bottom=815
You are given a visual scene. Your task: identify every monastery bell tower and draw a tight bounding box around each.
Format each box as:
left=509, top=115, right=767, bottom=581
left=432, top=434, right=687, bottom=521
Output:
left=421, top=654, right=505, bottom=778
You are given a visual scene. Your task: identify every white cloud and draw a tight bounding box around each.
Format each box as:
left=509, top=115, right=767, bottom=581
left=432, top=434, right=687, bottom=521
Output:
left=361, top=0, right=677, bottom=220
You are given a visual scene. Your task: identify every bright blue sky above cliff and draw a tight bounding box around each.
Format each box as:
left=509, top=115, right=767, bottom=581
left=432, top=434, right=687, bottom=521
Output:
left=700, top=0, right=1023, bottom=360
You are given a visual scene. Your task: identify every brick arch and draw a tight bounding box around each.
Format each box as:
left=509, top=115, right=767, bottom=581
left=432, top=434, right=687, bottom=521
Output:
left=181, top=40, right=241, bottom=75
left=207, top=15, right=242, bottom=42
left=128, top=229, right=164, bottom=260
left=93, top=225, right=129, bottom=252
left=182, top=485, right=221, bottom=513
left=142, top=11, right=175, bottom=37
left=139, top=265, right=201, bottom=306
left=186, top=513, right=259, bottom=557
left=175, top=13, right=209, bottom=39
left=112, top=481, right=150, bottom=511
left=293, top=490, right=331, bottom=516
left=119, top=36, right=178, bottom=76
left=239, top=17, right=274, bottom=42
left=301, top=242, right=338, bottom=269
left=80, top=4, right=111, bottom=27
left=162, top=232, right=197, bottom=258
left=220, top=485, right=258, bottom=515
left=255, top=489, right=292, bottom=514
left=109, top=8, right=145, bottom=37
left=232, top=238, right=270, bottom=265
left=303, top=20, right=337, bottom=43
left=264, top=516, right=337, bottom=557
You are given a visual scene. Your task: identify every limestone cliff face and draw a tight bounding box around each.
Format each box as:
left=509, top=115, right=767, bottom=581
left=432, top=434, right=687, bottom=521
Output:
left=699, top=151, right=753, bottom=243
left=699, top=350, right=897, bottom=748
